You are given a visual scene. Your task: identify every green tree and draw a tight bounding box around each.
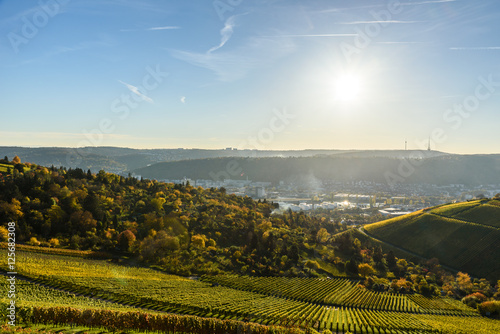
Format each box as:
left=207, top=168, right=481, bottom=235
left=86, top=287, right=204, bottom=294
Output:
left=117, top=230, right=136, bottom=252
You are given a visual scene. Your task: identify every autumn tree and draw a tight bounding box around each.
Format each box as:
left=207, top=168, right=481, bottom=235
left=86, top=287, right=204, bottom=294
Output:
left=316, top=228, right=330, bottom=243
left=358, top=263, right=376, bottom=278
left=456, top=272, right=473, bottom=296
left=191, top=234, right=206, bottom=248
left=49, top=238, right=60, bottom=247
left=0, top=226, right=8, bottom=241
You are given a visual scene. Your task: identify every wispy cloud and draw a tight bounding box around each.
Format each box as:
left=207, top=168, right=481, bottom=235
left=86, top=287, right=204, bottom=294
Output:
left=47, top=39, right=114, bottom=57
left=119, top=80, right=154, bottom=103
left=121, top=26, right=180, bottom=32
left=449, top=46, right=500, bottom=50
left=377, top=41, right=425, bottom=44
left=401, top=0, right=456, bottom=5
left=263, top=34, right=357, bottom=38
left=316, top=0, right=455, bottom=13
left=148, top=26, right=180, bottom=30
left=180, top=96, right=186, bottom=104
left=315, top=4, right=384, bottom=13
left=171, top=37, right=296, bottom=81
left=338, top=21, right=421, bottom=25
left=208, top=16, right=236, bottom=54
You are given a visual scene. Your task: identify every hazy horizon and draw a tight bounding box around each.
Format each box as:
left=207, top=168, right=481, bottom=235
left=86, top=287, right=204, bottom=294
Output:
left=1, top=0, right=500, bottom=154
left=2, top=144, right=500, bottom=156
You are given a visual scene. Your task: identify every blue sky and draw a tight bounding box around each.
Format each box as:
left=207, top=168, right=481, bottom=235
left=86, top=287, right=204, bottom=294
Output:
left=1, top=0, right=499, bottom=153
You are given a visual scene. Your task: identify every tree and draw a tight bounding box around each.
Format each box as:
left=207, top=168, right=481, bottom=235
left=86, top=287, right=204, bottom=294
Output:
left=0, top=226, right=8, bottom=241
left=29, top=237, right=41, bottom=246
left=316, top=228, right=330, bottom=243
left=191, top=234, right=206, bottom=248
left=358, top=263, right=376, bottom=278
left=69, top=210, right=97, bottom=234
left=117, top=230, right=136, bottom=252
left=288, top=244, right=299, bottom=263
left=372, top=246, right=384, bottom=263
left=456, top=272, right=473, bottom=295
left=49, top=238, right=60, bottom=247
left=140, top=231, right=180, bottom=262
left=353, top=238, right=362, bottom=249
left=386, top=250, right=397, bottom=269
left=346, top=258, right=359, bottom=274
left=12, top=155, right=21, bottom=164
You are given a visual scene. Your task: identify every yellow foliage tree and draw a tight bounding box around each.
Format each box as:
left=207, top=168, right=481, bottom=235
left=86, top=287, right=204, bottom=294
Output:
left=358, top=263, right=376, bottom=278
left=191, top=234, right=206, bottom=248
left=0, top=226, right=8, bottom=241
left=49, top=238, right=60, bottom=247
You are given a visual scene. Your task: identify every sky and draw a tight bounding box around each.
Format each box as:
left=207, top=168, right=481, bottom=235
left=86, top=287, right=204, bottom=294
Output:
left=1, top=0, right=500, bottom=154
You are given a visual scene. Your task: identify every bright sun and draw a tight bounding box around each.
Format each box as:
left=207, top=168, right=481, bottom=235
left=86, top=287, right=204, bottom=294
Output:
left=334, top=73, right=362, bottom=102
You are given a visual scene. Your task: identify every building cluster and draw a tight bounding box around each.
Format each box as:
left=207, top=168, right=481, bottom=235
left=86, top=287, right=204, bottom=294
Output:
left=133, top=174, right=500, bottom=214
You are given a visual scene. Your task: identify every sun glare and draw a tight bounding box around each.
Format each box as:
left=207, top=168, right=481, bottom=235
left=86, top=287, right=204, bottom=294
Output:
left=334, top=73, right=362, bottom=102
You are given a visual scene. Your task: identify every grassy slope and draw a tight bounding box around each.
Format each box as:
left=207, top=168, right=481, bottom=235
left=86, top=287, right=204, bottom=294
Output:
left=365, top=200, right=500, bottom=279
left=0, top=164, right=11, bottom=173
left=0, top=163, right=31, bottom=173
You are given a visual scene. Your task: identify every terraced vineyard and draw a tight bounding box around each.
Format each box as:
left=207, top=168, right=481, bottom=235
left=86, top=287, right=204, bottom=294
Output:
left=0, top=279, right=138, bottom=311
left=3, top=250, right=497, bottom=333
left=364, top=199, right=500, bottom=280
left=203, top=275, right=477, bottom=316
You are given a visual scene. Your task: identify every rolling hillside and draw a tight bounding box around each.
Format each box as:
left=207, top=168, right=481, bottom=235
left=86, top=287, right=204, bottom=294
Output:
left=364, top=199, right=500, bottom=280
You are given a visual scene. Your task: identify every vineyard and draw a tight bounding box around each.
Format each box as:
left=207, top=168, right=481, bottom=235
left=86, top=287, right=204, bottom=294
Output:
left=0, top=280, right=137, bottom=311
left=0, top=242, right=110, bottom=259
left=2, top=250, right=498, bottom=333
left=201, top=275, right=473, bottom=315
left=364, top=199, right=500, bottom=280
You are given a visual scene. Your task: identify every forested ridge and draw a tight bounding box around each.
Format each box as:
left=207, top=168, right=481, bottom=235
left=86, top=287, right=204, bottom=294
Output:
left=133, top=155, right=500, bottom=185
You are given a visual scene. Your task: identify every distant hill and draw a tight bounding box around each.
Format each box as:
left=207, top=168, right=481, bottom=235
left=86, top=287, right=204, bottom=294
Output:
left=133, top=154, right=500, bottom=186
left=364, top=199, right=500, bottom=280
left=0, top=146, right=348, bottom=173
left=0, top=146, right=449, bottom=176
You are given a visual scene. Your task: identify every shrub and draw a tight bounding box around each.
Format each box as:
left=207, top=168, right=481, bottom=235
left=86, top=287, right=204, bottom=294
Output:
left=462, top=292, right=487, bottom=309
left=478, top=301, right=500, bottom=316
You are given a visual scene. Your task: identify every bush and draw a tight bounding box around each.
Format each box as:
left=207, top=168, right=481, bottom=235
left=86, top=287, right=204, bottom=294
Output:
left=478, top=301, right=500, bottom=316
left=305, top=260, right=320, bottom=270
left=462, top=292, right=487, bottom=309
